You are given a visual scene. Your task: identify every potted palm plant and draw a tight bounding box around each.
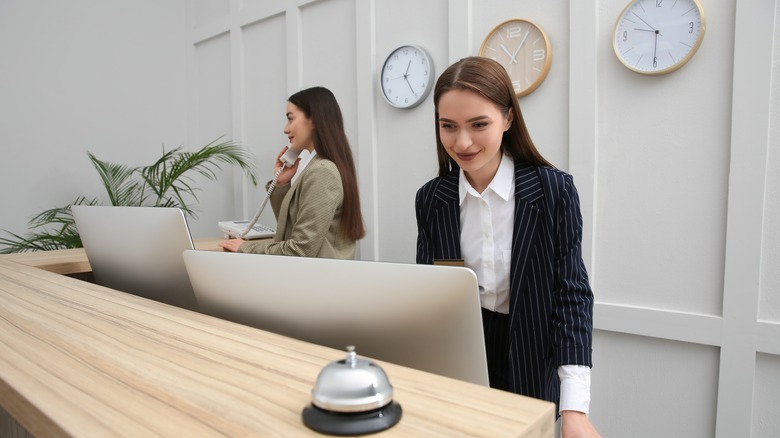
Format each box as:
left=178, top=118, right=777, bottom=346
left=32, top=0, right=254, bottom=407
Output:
left=0, top=137, right=258, bottom=253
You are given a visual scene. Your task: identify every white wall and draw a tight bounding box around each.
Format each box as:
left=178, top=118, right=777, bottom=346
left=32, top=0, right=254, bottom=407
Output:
left=1, top=1, right=778, bottom=437
left=0, top=0, right=192, bottom=236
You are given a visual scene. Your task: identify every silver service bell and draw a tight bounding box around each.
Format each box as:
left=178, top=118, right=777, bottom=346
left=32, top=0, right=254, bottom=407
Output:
left=302, top=346, right=402, bottom=435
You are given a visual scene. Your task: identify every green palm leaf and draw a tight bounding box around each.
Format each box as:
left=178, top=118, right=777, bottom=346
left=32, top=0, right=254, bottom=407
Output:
left=88, top=152, right=144, bottom=206
left=0, top=137, right=258, bottom=252
left=0, top=197, right=97, bottom=253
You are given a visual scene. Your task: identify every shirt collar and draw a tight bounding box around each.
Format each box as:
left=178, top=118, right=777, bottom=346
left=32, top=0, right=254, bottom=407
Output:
left=459, top=153, right=514, bottom=205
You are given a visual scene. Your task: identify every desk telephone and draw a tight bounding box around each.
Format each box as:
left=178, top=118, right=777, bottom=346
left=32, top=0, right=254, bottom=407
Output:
left=218, top=147, right=301, bottom=240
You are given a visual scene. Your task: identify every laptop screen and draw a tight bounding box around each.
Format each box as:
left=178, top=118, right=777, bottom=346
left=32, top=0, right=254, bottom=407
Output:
left=72, top=205, right=198, bottom=311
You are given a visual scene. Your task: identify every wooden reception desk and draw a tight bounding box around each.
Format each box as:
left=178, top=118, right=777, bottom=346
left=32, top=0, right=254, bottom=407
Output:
left=0, top=243, right=554, bottom=437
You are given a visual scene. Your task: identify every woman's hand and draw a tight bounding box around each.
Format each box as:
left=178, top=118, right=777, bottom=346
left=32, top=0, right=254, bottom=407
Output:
left=219, top=238, right=245, bottom=252
left=561, top=411, right=601, bottom=438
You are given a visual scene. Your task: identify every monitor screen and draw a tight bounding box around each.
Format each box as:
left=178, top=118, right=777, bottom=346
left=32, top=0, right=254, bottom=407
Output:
left=183, top=250, right=489, bottom=386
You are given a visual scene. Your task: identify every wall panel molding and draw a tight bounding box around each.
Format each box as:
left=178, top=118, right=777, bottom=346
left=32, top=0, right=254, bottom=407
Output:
left=716, top=0, right=776, bottom=435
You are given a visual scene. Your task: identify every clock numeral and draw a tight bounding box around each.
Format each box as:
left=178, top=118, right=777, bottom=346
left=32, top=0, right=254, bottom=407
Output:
left=533, top=49, right=546, bottom=61
left=511, top=80, right=522, bottom=93
left=689, top=22, right=694, bottom=34
left=506, top=25, right=522, bottom=38
left=622, top=30, right=628, bottom=42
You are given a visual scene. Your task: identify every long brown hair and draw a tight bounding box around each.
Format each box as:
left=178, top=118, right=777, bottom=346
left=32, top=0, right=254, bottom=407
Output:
left=288, top=87, right=365, bottom=241
left=432, top=56, right=553, bottom=176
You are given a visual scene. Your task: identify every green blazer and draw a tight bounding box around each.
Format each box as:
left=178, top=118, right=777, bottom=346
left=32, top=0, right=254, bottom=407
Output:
left=239, top=155, right=356, bottom=259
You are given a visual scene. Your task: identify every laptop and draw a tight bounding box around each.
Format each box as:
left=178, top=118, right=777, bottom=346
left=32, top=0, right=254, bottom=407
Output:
left=72, top=205, right=199, bottom=311
left=182, top=250, right=489, bottom=386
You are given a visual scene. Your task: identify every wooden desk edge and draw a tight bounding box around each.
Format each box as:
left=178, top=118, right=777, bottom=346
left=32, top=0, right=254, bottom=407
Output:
left=0, top=237, right=225, bottom=275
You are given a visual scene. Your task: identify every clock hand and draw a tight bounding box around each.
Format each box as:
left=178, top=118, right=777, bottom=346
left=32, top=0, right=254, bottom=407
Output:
left=404, top=76, right=416, bottom=94
left=500, top=29, right=530, bottom=65
left=500, top=44, right=518, bottom=64
left=631, top=11, right=662, bottom=35
left=516, top=29, right=530, bottom=51
left=510, top=46, right=522, bottom=65
left=402, top=59, right=416, bottom=94
left=653, top=30, right=659, bottom=68
left=508, top=29, right=531, bottom=65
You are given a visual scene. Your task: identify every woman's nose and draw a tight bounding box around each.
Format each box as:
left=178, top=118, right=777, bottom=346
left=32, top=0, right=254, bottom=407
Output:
left=452, top=130, right=472, bottom=150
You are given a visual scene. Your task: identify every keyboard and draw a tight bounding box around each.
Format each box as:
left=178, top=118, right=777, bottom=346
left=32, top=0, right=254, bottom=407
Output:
left=218, top=220, right=276, bottom=240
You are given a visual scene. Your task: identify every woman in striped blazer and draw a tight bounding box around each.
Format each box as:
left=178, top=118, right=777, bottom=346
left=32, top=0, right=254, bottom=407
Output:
left=415, top=57, right=599, bottom=437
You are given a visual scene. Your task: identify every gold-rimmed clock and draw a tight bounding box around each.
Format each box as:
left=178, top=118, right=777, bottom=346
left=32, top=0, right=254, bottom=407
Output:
left=613, top=0, right=706, bottom=75
left=479, top=19, right=552, bottom=97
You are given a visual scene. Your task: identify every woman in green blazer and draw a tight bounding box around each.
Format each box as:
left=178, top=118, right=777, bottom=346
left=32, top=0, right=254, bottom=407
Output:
left=220, top=87, right=365, bottom=259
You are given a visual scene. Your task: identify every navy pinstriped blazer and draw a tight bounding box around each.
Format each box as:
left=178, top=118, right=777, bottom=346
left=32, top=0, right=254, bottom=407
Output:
left=415, top=160, right=594, bottom=407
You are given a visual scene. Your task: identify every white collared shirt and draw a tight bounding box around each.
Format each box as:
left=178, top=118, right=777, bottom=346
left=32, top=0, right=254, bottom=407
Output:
left=459, top=153, right=515, bottom=314
left=291, top=149, right=316, bottom=186
left=458, top=152, right=591, bottom=414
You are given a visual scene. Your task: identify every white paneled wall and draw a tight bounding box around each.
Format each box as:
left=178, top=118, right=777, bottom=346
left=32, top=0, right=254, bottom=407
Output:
left=186, top=2, right=779, bottom=437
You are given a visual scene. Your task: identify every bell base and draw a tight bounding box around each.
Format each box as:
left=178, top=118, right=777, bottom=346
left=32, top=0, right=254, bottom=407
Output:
left=301, top=401, right=402, bottom=436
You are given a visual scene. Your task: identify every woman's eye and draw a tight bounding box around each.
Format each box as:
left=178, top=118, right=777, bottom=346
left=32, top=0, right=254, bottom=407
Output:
left=440, top=123, right=456, bottom=130
left=473, top=122, right=488, bottom=129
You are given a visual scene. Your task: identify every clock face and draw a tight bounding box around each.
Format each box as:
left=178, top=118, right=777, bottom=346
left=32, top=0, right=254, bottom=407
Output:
left=613, top=0, right=706, bottom=75
left=479, top=19, right=552, bottom=97
left=380, top=45, right=434, bottom=109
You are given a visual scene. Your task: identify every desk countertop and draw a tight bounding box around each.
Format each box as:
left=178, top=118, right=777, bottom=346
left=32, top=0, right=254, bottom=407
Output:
left=0, top=248, right=554, bottom=437
left=1, top=237, right=224, bottom=275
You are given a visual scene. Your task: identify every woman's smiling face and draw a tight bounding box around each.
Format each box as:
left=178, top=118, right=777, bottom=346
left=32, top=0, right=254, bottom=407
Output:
left=437, top=89, right=512, bottom=191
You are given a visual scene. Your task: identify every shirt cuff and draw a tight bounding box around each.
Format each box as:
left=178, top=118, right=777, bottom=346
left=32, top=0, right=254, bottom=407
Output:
left=558, top=364, right=591, bottom=414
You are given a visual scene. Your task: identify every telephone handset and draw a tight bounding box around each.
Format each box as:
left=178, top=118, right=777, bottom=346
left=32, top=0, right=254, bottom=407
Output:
left=235, top=147, right=301, bottom=239
left=279, top=147, right=301, bottom=167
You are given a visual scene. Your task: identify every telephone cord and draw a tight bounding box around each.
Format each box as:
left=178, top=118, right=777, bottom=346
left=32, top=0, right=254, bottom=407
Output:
left=239, top=165, right=284, bottom=239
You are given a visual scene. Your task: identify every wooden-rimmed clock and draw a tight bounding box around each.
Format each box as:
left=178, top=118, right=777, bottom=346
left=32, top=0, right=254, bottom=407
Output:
left=479, top=19, right=552, bottom=97
left=613, top=0, right=706, bottom=75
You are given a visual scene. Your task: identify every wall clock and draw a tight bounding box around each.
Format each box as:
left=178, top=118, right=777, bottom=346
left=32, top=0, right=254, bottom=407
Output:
left=380, top=45, right=434, bottom=109
left=613, top=0, right=706, bottom=75
left=479, top=19, right=552, bottom=97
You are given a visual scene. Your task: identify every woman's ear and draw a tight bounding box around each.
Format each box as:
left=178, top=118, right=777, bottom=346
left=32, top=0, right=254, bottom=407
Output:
left=504, top=109, right=513, bottom=131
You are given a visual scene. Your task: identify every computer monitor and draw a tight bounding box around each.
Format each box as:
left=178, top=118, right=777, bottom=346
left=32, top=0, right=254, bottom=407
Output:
left=72, top=205, right=199, bottom=311
left=182, top=250, right=489, bottom=386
